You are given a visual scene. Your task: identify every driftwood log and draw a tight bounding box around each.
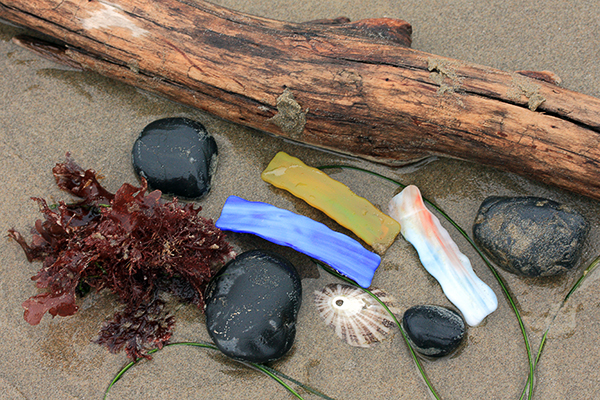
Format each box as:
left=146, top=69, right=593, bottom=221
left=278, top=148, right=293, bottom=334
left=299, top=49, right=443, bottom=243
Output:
left=2, top=0, right=600, bottom=199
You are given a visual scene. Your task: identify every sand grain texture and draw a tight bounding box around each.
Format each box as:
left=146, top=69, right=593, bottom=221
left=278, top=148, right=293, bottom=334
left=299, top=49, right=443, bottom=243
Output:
left=1, top=1, right=599, bottom=399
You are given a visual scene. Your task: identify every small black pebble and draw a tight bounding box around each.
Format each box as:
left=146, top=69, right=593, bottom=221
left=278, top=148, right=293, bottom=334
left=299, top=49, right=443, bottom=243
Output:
left=132, top=117, right=218, bottom=199
left=402, top=305, right=465, bottom=358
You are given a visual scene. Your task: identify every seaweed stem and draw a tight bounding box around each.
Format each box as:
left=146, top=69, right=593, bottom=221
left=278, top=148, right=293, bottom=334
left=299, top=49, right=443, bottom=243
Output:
left=316, top=261, right=441, bottom=399
left=317, top=164, right=534, bottom=400
left=260, top=364, right=337, bottom=400
left=518, top=254, right=600, bottom=400
left=103, top=341, right=333, bottom=400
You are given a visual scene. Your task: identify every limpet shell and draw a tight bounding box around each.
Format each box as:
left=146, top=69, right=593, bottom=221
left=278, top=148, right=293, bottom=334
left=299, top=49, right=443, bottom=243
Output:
left=314, top=283, right=399, bottom=348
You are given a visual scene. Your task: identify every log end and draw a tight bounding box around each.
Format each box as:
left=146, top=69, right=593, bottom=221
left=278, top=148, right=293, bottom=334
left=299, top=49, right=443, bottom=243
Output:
left=11, top=35, right=82, bottom=70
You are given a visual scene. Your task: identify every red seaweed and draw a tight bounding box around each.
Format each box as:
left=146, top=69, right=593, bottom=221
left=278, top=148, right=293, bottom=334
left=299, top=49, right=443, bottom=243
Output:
left=97, top=300, right=176, bottom=360
left=9, top=153, right=234, bottom=359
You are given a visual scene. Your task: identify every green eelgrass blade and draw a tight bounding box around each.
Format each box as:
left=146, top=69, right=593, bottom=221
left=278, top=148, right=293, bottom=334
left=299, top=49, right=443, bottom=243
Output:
left=103, top=341, right=332, bottom=400
left=562, top=255, right=600, bottom=304
left=518, top=254, right=600, bottom=400
left=103, top=347, right=162, bottom=400
left=260, top=364, right=337, bottom=400
left=317, top=164, right=534, bottom=399
left=315, top=261, right=441, bottom=400
left=237, top=361, right=306, bottom=400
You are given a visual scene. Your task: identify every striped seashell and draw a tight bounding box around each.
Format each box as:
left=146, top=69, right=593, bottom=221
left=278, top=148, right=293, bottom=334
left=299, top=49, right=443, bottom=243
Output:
left=314, top=283, right=399, bottom=348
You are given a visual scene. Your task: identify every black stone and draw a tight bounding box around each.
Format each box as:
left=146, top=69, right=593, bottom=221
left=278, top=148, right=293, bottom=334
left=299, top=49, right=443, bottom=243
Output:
left=473, top=196, right=589, bottom=277
left=204, top=250, right=302, bottom=363
left=402, top=305, right=465, bottom=358
left=132, top=117, right=218, bottom=199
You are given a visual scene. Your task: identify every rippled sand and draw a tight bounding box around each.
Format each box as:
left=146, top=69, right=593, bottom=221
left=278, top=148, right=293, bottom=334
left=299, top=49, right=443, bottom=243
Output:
left=1, top=1, right=599, bottom=399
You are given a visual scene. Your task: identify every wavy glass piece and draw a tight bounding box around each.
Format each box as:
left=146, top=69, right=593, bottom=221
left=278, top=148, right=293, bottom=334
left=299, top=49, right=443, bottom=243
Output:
left=388, top=185, right=498, bottom=326
left=261, top=152, right=400, bottom=254
left=216, top=196, right=381, bottom=288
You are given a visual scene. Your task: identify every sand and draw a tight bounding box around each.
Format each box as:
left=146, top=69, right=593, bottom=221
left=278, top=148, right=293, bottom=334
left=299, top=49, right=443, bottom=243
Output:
left=1, top=1, right=600, bottom=399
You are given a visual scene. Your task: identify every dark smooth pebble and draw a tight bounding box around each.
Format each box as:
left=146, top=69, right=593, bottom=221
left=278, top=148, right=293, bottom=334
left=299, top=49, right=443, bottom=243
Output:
left=204, top=250, right=302, bottom=363
left=402, top=305, right=465, bottom=358
left=132, top=117, right=218, bottom=199
left=473, top=196, right=589, bottom=277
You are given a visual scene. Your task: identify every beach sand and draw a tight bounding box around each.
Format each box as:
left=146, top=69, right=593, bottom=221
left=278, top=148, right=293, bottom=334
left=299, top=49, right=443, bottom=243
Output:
left=1, top=0, right=600, bottom=399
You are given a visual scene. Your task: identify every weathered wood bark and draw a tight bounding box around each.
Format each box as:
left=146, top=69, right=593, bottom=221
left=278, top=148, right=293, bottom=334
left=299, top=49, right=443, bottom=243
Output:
left=2, top=0, right=600, bottom=199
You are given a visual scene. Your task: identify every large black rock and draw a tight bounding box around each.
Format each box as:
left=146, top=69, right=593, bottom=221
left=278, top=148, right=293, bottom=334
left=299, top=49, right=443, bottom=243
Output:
left=132, top=117, right=218, bottom=199
left=204, top=250, right=302, bottom=363
left=473, top=196, right=589, bottom=277
left=402, top=305, right=465, bottom=358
